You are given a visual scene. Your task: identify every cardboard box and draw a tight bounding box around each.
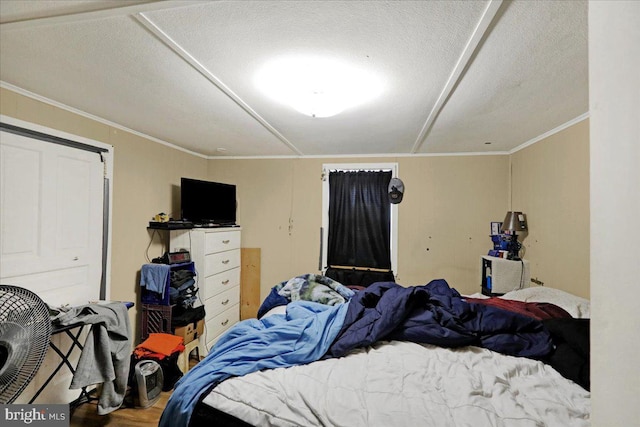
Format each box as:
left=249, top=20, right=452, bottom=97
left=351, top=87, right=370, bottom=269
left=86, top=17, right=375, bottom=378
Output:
left=174, top=319, right=204, bottom=344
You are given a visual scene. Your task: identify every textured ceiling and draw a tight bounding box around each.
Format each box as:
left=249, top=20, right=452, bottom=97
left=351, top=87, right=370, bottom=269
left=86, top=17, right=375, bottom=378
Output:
left=0, top=0, right=588, bottom=158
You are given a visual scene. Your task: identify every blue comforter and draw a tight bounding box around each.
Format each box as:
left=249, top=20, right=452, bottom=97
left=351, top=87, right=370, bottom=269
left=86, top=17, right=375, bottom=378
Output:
left=327, top=280, right=553, bottom=359
left=159, top=301, right=349, bottom=427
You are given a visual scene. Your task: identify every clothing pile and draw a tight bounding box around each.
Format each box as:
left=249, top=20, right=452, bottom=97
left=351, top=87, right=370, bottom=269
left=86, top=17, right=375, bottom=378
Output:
left=134, top=333, right=185, bottom=360
left=169, top=269, right=197, bottom=309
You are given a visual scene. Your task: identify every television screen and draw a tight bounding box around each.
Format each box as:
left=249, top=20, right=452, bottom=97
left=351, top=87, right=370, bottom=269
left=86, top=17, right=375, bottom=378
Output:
left=180, top=178, right=236, bottom=225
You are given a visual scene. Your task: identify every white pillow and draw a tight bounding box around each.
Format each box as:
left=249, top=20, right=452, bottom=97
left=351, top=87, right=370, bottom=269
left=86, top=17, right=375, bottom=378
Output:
left=500, top=286, right=590, bottom=318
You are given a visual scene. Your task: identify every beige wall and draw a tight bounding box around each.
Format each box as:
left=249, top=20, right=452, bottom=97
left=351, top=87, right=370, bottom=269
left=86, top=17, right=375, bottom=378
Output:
left=511, top=119, right=590, bottom=298
left=1, top=85, right=591, bottom=335
left=211, top=122, right=590, bottom=303
left=209, top=155, right=511, bottom=300
left=0, top=87, right=208, bottom=340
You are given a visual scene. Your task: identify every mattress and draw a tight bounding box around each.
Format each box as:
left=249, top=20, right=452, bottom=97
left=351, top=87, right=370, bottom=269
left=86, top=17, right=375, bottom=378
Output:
left=200, top=340, right=590, bottom=427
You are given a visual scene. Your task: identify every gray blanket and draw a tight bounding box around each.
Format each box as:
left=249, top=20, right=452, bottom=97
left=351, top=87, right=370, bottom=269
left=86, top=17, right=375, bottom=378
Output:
left=55, top=302, right=131, bottom=415
left=277, top=274, right=354, bottom=305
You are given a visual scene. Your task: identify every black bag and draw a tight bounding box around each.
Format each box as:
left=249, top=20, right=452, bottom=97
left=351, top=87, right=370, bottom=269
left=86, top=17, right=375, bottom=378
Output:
left=171, top=305, right=205, bottom=328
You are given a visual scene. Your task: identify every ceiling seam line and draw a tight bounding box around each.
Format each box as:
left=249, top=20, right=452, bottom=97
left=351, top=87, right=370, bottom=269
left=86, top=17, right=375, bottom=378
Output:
left=410, top=0, right=504, bottom=154
left=0, top=1, right=206, bottom=31
left=133, top=12, right=304, bottom=157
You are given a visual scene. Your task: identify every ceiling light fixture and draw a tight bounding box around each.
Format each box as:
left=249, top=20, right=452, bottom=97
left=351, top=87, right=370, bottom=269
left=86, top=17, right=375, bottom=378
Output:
left=255, top=56, right=384, bottom=118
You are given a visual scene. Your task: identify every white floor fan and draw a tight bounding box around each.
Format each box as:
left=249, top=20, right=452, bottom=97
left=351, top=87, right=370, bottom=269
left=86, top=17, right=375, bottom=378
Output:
left=0, top=285, right=52, bottom=404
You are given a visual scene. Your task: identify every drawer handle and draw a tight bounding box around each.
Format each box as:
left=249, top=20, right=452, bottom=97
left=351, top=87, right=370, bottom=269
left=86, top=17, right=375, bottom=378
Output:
left=222, top=239, right=230, bottom=244
left=221, top=299, right=230, bottom=305
left=222, top=279, right=230, bottom=285
left=221, top=319, right=229, bottom=326
left=222, top=259, right=230, bottom=264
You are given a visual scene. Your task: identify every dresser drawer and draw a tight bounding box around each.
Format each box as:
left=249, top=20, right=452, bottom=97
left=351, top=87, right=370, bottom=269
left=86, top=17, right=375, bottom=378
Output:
left=204, top=249, right=240, bottom=275
left=205, top=230, right=240, bottom=254
left=205, top=303, right=239, bottom=346
left=205, top=285, right=240, bottom=321
left=204, top=268, right=240, bottom=299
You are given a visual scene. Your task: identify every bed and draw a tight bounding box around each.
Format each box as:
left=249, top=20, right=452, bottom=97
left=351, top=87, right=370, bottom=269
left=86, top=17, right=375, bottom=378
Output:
left=160, top=276, right=591, bottom=427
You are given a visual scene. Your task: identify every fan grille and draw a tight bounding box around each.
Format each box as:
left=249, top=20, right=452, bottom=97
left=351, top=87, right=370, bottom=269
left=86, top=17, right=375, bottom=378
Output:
left=0, top=285, right=52, bottom=404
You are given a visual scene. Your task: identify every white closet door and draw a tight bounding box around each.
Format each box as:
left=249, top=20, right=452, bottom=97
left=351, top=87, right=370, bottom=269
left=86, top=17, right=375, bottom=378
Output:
left=0, top=130, right=104, bottom=307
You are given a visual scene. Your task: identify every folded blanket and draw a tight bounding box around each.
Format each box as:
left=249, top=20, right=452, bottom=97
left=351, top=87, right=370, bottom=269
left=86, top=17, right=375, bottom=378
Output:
left=137, top=333, right=184, bottom=356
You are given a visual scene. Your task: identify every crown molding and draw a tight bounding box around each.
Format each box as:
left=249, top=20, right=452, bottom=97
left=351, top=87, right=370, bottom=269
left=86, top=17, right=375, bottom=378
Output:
left=1, top=81, right=208, bottom=159
left=2, top=81, right=586, bottom=161
left=510, top=112, right=590, bottom=154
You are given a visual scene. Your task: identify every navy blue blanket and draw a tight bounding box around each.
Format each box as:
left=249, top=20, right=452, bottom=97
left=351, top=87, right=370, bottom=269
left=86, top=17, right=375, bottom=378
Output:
left=327, top=280, right=553, bottom=359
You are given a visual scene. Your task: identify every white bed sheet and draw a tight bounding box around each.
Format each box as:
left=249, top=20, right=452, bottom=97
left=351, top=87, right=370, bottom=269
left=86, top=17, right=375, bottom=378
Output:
left=203, top=340, right=590, bottom=427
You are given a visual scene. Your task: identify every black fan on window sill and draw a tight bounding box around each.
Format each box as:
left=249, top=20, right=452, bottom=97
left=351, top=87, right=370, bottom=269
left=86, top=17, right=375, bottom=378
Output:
left=0, top=285, right=52, bottom=404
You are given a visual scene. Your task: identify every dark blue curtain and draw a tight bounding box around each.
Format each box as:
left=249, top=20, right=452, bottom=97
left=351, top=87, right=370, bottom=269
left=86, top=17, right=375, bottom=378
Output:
left=327, top=170, right=392, bottom=272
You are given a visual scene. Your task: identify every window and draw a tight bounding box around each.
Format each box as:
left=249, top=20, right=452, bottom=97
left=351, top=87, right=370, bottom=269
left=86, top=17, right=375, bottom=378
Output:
left=321, top=163, right=398, bottom=284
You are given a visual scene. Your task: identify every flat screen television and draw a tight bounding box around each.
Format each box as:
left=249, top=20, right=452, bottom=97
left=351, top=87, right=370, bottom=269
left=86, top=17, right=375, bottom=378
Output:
left=180, top=178, right=237, bottom=225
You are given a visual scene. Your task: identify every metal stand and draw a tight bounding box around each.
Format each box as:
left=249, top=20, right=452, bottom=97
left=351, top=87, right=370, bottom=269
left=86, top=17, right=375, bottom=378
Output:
left=29, top=302, right=133, bottom=412
left=28, top=322, right=97, bottom=411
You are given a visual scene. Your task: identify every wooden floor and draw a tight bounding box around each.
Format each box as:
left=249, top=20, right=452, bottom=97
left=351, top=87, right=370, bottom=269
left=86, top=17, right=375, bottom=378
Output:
left=71, top=357, right=199, bottom=427
left=70, top=391, right=171, bottom=427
